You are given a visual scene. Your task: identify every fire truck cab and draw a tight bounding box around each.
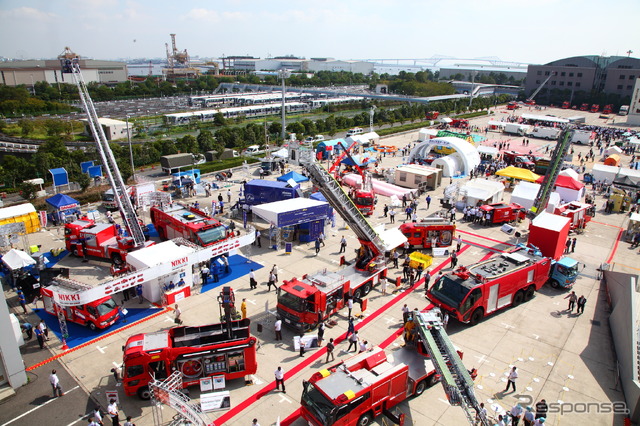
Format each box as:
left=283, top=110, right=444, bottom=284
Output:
left=278, top=264, right=386, bottom=331
left=399, top=217, right=455, bottom=248
left=349, top=189, right=376, bottom=216
left=65, top=219, right=138, bottom=264
left=427, top=245, right=552, bottom=325
left=479, top=203, right=526, bottom=225
left=41, top=287, right=119, bottom=330
left=150, top=203, right=228, bottom=247
left=122, top=319, right=257, bottom=399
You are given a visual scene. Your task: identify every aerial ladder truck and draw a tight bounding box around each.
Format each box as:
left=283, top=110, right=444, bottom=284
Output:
left=329, top=141, right=376, bottom=216
left=525, top=71, right=556, bottom=105
left=530, top=128, right=573, bottom=217
left=276, top=158, right=405, bottom=330
left=412, top=310, right=490, bottom=426
left=59, top=47, right=147, bottom=254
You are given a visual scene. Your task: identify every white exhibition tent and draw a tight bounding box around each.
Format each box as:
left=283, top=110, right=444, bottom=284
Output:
left=418, top=128, right=439, bottom=141
left=559, top=168, right=579, bottom=180
left=1, top=249, right=36, bottom=271
left=374, top=225, right=408, bottom=252
left=510, top=181, right=541, bottom=210
left=126, top=241, right=196, bottom=303
left=459, top=179, right=504, bottom=207
left=605, top=146, right=623, bottom=157
left=251, top=198, right=331, bottom=228
left=272, top=148, right=289, bottom=159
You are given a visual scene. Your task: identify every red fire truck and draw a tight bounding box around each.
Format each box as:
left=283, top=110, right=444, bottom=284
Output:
left=122, top=318, right=257, bottom=399
left=65, top=219, right=150, bottom=264
left=150, top=203, right=229, bottom=246
left=561, top=101, right=571, bottom=109
left=579, top=103, right=589, bottom=111
left=40, top=286, right=119, bottom=330
left=478, top=203, right=526, bottom=225
left=301, top=311, right=468, bottom=426
left=399, top=217, right=455, bottom=248
left=590, top=104, right=600, bottom=113
left=425, top=111, right=440, bottom=120
left=502, top=151, right=535, bottom=170
left=451, top=118, right=469, bottom=128
left=602, top=104, right=613, bottom=114
left=278, top=264, right=387, bottom=331
left=426, top=245, right=552, bottom=325
left=554, top=201, right=594, bottom=231
left=507, top=101, right=520, bottom=110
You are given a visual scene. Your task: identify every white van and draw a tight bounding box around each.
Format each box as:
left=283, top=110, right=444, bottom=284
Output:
left=346, top=127, right=364, bottom=137
left=530, top=126, right=561, bottom=140
left=244, top=145, right=262, bottom=155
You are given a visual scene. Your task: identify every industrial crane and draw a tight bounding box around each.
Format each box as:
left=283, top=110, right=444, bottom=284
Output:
left=58, top=47, right=146, bottom=249
left=530, top=128, right=573, bottom=217
left=526, top=71, right=556, bottom=105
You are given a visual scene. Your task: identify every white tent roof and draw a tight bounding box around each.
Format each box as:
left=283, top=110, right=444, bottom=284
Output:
left=251, top=198, right=329, bottom=226
left=126, top=241, right=195, bottom=269
left=477, top=146, right=500, bottom=156
left=559, top=169, right=579, bottom=180
left=272, top=148, right=289, bottom=158
left=0, top=203, right=36, bottom=221
left=605, top=146, right=623, bottom=156
left=374, top=225, right=408, bottom=251
left=512, top=181, right=540, bottom=199
left=531, top=211, right=570, bottom=232
left=2, top=249, right=36, bottom=270
left=487, top=120, right=506, bottom=127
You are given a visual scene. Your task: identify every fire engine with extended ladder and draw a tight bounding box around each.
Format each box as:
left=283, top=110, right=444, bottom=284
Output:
left=300, top=310, right=489, bottom=426
left=328, top=140, right=376, bottom=216
left=276, top=157, right=406, bottom=331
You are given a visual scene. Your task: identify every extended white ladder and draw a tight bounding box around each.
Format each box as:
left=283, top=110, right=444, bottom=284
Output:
left=413, top=311, right=490, bottom=426
left=59, top=48, right=146, bottom=248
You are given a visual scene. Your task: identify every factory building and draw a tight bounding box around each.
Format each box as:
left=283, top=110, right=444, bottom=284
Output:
left=0, top=59, right=128, bottom=87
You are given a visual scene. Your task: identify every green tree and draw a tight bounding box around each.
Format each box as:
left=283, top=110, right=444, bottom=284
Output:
left=2, top=155, right=33, bottom=187
left=76, top=172, right=91, bottom=192
left=196, top=130, right=216, bottom=153
left=176, top=135, right=198, bottom=153
left=18, top=182, right=38, bottom=200
left=17, top=119, right=34, bottom=137
left=43, top=119, right=66, bottom=137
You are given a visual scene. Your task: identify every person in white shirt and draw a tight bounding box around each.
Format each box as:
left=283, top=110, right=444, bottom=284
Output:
left=475, top=402, right=487, bottom=425
left=274, top=318, right=282, bottom=341
left=358, top=339, right=369, bottom=353
left=456, top=235, right=463, bottom=252
left=227, top=189, right=232, bottom=203
left=347, top=297, right=354, bottom=318
left=510, top=403, right=524, bottom=425
left=249, top=269, right=257, bottom=289
left=505, top=366, right=518, bottom=392
left=49, top=369, right=63, bottom=397
left=274, top=367, right=285, bottom=393
left=107, top=399, right=119, bottom=426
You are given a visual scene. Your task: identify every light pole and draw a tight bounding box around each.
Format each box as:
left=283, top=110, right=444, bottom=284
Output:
left=278, top=69, right=290, bottom=141
left=126, top=115, right=135, bottom=181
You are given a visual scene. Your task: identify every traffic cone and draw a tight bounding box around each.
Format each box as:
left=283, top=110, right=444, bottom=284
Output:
left=60, top=338, right=69, bottom=351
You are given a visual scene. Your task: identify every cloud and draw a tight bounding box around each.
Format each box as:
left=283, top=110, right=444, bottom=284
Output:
left=0, top=6, right=57, bottom=21
left=182, top=9, right=221, bottom=23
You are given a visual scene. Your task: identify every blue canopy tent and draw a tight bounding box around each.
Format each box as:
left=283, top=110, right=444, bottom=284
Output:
left=277, top=171, right=309, bottom=183
left=46, top=193, right=80, bottom=225
left=315, top=138, right=346, bottom=160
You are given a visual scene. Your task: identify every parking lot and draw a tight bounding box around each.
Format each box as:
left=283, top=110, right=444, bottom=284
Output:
left=2, top=105, right=637, bottom=426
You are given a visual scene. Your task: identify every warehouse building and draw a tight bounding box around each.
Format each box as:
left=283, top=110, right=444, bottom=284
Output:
left=0, top=59, right=128, bottom=87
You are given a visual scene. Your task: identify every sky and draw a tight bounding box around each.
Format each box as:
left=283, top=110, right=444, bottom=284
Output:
left=0, top=0, right=639, bottom=65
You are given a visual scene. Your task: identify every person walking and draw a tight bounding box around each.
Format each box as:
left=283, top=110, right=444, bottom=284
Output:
left=274, top=317, right=282, bottom=341
left=577, top=295, right=587, bottom=314
left=314, top=238, right=321, bottom=255
left=174, top=304, right=182, bottom=325
left=535, top=399, right=548, bottom=420
left=136, top=284, right=144, bottom=304
left=123, top=416, right=135, bottom=426
left=107, top=398, right=120, bottom=426
left=571, top=237, right=577, bottom=253
left=389, top=209, right=395, bottom=224
left=35, top=325, right=45, bottom=349
left=92, top=406, right=104, bottom=425
left=274, top=367, right=285, bottom=393
left=318, top=232, right=325, bottom=247
left=249, top=269, right=257, bottom=289
left=450, top=251, right=458, bottom=269
left=564, top=238, right=571, bottom=254
left=241, top=299, right=247, bottom=320
left=392, top=250, right=400, bottom=268
left=255, top=229, right=261, bottom=248
left=50, top=369, right=64, bottom=397
left=381, top=277, right=388, bottom=295
left=267, top=271, right=277, bottom=292
left=326, top=338, right=335, bottom=362
left=401, top=304, right=410, bottom=323
left=565, top=291, right=577, bottom=312
left=456, top=235, right=463, bottom=252
left=426, top=195, right=431, bottom=209
left=383, top=204, right=389, bottom=218
left=227, top=189, right=232, bottom=203
left=339, top=236, right=347, bottom=254
left=504, top=366, right=518, bottom=392
left=346, top=296, right=354, bottom=318
left=17, top=289, right=27, bottom=314
left=347, top=331, right=359, bottom=352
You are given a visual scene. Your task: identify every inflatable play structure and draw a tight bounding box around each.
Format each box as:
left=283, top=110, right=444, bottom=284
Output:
left=408, top=137, right=481, bottom=177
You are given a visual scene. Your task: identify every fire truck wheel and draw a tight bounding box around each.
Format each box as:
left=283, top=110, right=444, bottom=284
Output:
left=87, top=322, right=97, bottom=331
left=414, top=379, right=427, bottom=396
left=362, top=282, right=372, bottom=296
left=469, top=308, right=484, bottom=326
left=512, top=290, right=524, bottom=307
left=72, top=246, right=80, bottom=257
left=111, top=253, right=123, bottom=264
left=353, top=288, right=363, bottom=300
left=549, top=279, right=560, bottom=289
left=524, top=286, right=535, bottom=301
left=137, top=386, right=151, bottom=400
left=357, top=412, right=374, bottom=426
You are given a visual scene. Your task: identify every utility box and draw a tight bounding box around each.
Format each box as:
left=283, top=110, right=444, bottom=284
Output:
left=528, top=212, right=571, bottom=260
